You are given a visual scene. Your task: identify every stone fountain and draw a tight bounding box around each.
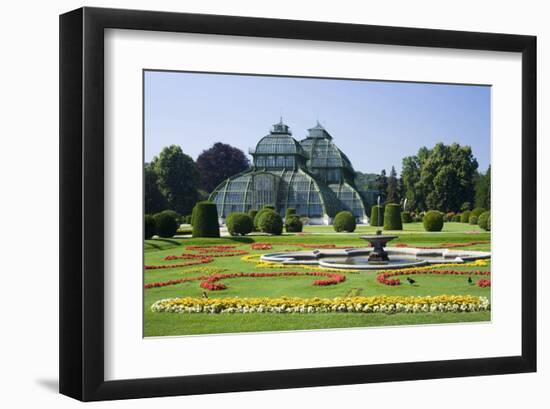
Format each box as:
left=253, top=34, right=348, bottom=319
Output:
left=359, top=230, right=398, bottom=264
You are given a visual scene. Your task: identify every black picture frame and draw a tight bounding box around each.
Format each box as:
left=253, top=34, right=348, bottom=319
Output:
left=59, top=7, right=537, bottom=401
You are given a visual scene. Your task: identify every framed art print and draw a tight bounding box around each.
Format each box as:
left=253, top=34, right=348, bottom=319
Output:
left=59, top=7, right=536, bottom=401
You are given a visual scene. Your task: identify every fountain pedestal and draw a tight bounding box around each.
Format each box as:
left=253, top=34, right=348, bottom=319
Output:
left=360, top=231, right=398, bottom=264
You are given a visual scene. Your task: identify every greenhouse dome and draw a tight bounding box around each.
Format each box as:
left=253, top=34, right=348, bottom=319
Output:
left=209, top=119, right=368, bottom=225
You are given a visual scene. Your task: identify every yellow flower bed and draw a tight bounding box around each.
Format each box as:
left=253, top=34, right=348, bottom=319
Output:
left=151, top=295, right=490, bottom=314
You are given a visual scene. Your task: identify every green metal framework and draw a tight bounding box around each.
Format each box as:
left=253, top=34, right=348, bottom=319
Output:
left=210, top=120, right=366, bottom=221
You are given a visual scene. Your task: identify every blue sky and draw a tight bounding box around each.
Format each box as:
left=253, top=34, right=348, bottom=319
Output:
left=144, top=71, right=490, bottom=174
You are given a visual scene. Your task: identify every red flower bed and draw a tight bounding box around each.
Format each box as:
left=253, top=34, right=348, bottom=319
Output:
left=477, top=279, right=491, bottom=287
left=376, top=268, right=491, bottom=286
left=146, top=245, right=249, bottom=270
left=251, top=243, right=273, bottom=250
left=145, top=271, right=346, bottom=290
left=144, top=257, right=214, bottom=270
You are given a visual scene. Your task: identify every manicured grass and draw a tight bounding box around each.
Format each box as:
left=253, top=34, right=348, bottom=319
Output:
left=143, top=225, right=491, bottom=337
left=144, top=311, right=491, bottom=336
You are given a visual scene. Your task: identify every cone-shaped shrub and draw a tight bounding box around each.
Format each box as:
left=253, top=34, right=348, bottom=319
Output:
left=478, top=211, right=491, bottom=231
left=469, top=215, right=479, bottom=225
left=423, top=210, right=444, bottom=232
left=144, top=214, right=156, bottom=239
left=257, top=209, right=283, bottom=235
left=192, top=201, right=220, bottom=237
left=384, top=203, right=403, bottom=230
left=460, top=210, right=471, bottom=223
left=226, top=212, right=253, bottom=236
left=452, top=214, right=461, bottom=222
left=333, top=211, right=356, bottom=232
left=285, top=215, right=303, bottom=233
left=401, top=211, right=412, bottom=224
left=370, top=205, right=384, bottom=226
left=153, top=210, right=179, bottom=238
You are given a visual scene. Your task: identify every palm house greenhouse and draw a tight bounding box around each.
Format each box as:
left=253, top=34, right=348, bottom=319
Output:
left=209, top=120, right=368, bottom=225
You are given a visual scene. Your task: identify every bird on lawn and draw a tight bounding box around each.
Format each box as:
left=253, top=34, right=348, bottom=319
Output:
left=202, top=291, right=209, bottom=299
left=468, top=277, right=473, bottom=284
left=406, top=277, right=416, bottom=285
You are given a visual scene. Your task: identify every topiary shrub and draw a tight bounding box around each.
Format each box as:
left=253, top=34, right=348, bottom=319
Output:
left=469, top=215, right=479, bottom=225
left=263, top=205, right=275, bottom=210
left=401, top=211, right=412, bottom=224
left=285, top=208, right=296, bottom=219
left=144, top=214, right=156, bottom=239
left=452, top=214, right=461, bottom=222
left=192, top=201, right=220, bottom=237
left=254, top=207, right=276, bottom=231
left=226, top=212, right=253, bottom=236
left=153, top=210, right=179, bottom=238
left=370, top=205, right=384, bottom=226
left=257, top=209, right=283, bottom=235
left=471, top=207, right=486, bottom=219
left=384, top=204, right=403, bottom=230
left=460, top=210, right=471, bottom=223
left=248, top=209, right=258, bottom=231
left=478, top=211, right=490, bottom=231
left=487, top=213, right=491, bottom=231
left=423, top=210, right=444, bottom=232
left=285, top=215, right=303, bottom=233
left=333, top=211, right=357, bottom=232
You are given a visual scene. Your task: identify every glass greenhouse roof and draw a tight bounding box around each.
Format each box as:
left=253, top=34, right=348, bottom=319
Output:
left=209, top=120, right=367, bottom=221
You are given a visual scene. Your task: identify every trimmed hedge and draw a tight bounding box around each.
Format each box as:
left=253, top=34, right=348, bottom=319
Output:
left=248, top=210, right=258, bottom=231
left=257, top=209, right=283, bottom=235
left=153, top=210, right=179, bottom=238
left=285, top=215, right=303, bottom=233
left=192, top=201, right=220, bottom=238
left=333, top=211, right=356, bottom=232
left=226, top=212, right=253, bottom=236
left=471, top=207, right=486, bottom=218
left=254, top=207, right=275, bottom=231
left=423, top=210, right=444, bottom=232
left=401, top=211, right=412, bottom=224
left=460, top=210, right=471, bottom=223
left=452, top=214, right=461, bottom=222
left=478, top=211, right=490, bottom=231
left=370, top=205, right=384, bottom=227
left=144, top=214, right=156, bottom=239
left=469, top=215, right=479, bottom=225
left=383, top=204, right=402, bottom=230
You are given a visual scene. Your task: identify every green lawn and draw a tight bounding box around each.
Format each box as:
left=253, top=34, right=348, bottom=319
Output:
left=143, top=222, right=491, bottom=337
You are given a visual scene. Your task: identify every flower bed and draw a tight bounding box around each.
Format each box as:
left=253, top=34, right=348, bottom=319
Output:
left=144, top=257, right=214, bottom=270
left=145, top=245, right=248, bottom=270
left=477, top=279, right=491, bottom=287
left=145, top=270, right=346, bottom=290
left=151, top=295, right=490, bottom=314
left=377, top=268, right=491, bottom=286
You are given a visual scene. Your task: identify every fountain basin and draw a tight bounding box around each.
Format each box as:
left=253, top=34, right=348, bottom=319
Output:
left=260, top=247, right=491, bottom=270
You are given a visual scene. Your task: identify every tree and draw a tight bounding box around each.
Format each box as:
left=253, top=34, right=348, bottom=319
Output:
left=386, top=166, right=399, bottom=204
left=197, top=142, right=250, bottom=193
left=153, top=145, right=200, bottom=215
left=403, top=143, right=478, bottom=213
left=475, top=166, right=491, bottom=209
left=375, top=169, right=388, bottom=196
left=401, top=155, right=423, bottom=211
left=144, top=162, right=167, bottom=214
